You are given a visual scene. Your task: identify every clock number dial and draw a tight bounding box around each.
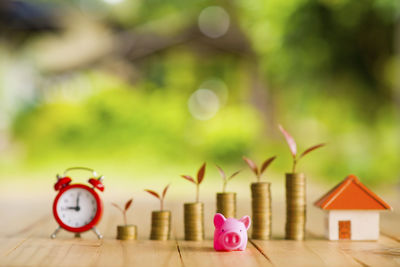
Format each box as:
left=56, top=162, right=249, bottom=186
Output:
left=56, top=188, right=97, bottom=228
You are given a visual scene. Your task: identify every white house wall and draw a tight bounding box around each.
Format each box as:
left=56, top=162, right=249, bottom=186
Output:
left=327, top=210, right=380, bottom=240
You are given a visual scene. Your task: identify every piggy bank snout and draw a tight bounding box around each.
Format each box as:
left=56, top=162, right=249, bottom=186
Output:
left=223, top=231, right=241, bottom=248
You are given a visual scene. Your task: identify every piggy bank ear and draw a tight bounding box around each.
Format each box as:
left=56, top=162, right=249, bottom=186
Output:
left=240, top=215, right=251, bottom=230
left=214, top=213, right=226, bottom=228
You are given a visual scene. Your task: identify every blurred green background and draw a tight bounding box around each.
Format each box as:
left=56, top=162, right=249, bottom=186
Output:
left=0, top=0, right=399, bottom=189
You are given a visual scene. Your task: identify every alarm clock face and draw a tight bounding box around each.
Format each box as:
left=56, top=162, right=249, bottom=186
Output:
left=55, top=187, right=98, bottom=229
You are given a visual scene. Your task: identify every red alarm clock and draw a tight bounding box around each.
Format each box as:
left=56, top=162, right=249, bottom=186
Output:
left=51, top=167, right=105, bottom=239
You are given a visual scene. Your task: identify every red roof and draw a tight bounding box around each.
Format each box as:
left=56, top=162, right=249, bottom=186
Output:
left=314, top=174, right=391, bottom=210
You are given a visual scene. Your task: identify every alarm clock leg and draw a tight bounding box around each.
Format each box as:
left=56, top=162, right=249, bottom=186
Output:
left=92, top=227, right=103, bottom=239
left=50, top=226, right=61, bottom=239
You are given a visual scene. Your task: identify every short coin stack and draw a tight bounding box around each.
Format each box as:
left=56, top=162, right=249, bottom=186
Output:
left=251, top=182, right=272, bottom=240
left=117, top=225, right=137, bottom=240
left=216, top=192, right=236, bottom=218
left=150, top=211, right=171, bottom=240
left=184, top=202, right=204, bottom=241
left=285, top=173, right=306, bottom=240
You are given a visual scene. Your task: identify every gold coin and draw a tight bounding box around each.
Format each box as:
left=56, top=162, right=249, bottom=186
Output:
left=284, top=173, right=307, bottom=240
left=117, top=225, right=137, bottom=240
left=150, top=211, right=171, bottom=241
left=250, top=182, right=272, bottom=240
left=184, top=202, right=204, bottom=241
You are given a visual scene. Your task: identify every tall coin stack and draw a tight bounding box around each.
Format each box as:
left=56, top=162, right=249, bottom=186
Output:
left=184, top=202, right=204, bottom=241
left=251, top=182, right=272, bottom=240
left=216, top=192, right=236, bottom=218
left=150, top=211, right=171, bottom=240
left=285, top=173, right=306, bottom=240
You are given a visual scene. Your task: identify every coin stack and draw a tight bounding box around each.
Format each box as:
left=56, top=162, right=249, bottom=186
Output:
left=251, top=182, right=272, bottom=240
left=285, top=173, right=306, bottom=240
left=150, top=211, right=171, bottom=240
left=216, top=192, right=236, bottom=218
left=184, top=202, right=204, bottom=241
left=117, top=225, right=137, bottom=240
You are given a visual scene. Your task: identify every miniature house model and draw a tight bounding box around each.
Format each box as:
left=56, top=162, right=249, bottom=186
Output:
left=314, top=175, right=391, bottom=241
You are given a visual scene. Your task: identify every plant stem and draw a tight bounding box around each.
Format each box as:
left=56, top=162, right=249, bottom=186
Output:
left=223, top=181, right=226, bottom=193
left=160, top=198, right=163, bottom=211
left=196, top=183, right=199, bottom=203
left=292, top=158, right=297, bottom=173
left=123, top=211, right=127, bottom=226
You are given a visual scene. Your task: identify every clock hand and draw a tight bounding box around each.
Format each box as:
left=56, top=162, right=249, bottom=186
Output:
left=76, top=193, right=81, bottom=208
left=63, top=206, right=79, bottom=210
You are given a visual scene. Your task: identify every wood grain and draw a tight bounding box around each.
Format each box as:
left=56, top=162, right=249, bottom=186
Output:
left=0, top=190, right=398, bottom=267
left=178, top=240, right=272, bottom=267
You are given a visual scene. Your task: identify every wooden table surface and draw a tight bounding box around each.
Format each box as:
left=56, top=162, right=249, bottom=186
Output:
left=0, top=186, right=399, bottom=267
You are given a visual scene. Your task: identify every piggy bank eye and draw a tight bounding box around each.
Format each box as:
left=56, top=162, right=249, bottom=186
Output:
left=221, top=229, right=225, bottom=232
left=240, top=230, right=242, bottom=232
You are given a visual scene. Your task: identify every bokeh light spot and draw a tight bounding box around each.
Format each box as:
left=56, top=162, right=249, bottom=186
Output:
left=198, top=6, right=230, bottom=39
left=188, top=89, right=220, bottom=120
left=102, top=0, right=124, bottom=5
left=199, top=78, right=228, bottom=105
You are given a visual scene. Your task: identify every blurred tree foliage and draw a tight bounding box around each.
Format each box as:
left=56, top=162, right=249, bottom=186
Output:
left=2, top=0, right=400, bottom=184
left=12, top=70, right=261, bottom=167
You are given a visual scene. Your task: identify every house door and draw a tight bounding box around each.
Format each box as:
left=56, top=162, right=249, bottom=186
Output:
left=338, top=220, right=351, bottom=239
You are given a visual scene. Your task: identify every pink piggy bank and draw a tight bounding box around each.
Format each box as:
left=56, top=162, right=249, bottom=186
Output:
left=213, top=213, right=251, bottom=251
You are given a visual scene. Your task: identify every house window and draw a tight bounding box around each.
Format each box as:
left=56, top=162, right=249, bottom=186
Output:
left=338, top=220, right=351, bottom=239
